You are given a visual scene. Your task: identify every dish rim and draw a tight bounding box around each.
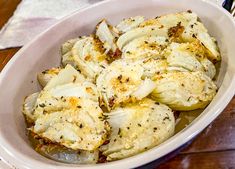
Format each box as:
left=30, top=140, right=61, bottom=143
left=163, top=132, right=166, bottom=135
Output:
left=0, top=0, right=235, bottom=168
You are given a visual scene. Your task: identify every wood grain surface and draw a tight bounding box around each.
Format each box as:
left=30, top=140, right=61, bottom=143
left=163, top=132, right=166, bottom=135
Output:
left=0, top=1, right=235, bottom=169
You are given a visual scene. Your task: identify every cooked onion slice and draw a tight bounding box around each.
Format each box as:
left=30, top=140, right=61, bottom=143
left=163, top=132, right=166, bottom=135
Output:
left=31, top=65, right=97, bottom=121
left=61, top=38, right=79, bottom=55
left=45, top=64, right=86, bottom=90
left=37, top=68, right=61, bottom=87
left=30, top=64, right=109, bottom=150
left=182, top=20, right=220, bottom=61
left=117, top=26, right=168, bottom=50
left=62, top=36, right=108, bottom=80
left=36, top=143, right=99, bottom=164
left=139, top=11, right=197, bottom=28
left=137, top=57, right=168, bottom=78
left=122, top=35, right=168, bottom=59
left=96, top=60, right=155, bottom=109
left=32, top=97, right=110, bottom=151
left=23, top=92, right=39, bottom=124
left=33, top=81, right=99, bottom=120
left=139, top=11, right=220, bottom=61
left=101, top=98, right=175, bottom=161
left=96, top=20, right=118, bottom=53
left=151, top=71, right=217, bottom=111
left=116, top=16, right=145, bottom=33
left=164, top=42, right=216, bottom=79
left=200, top=58, right=216, bottom=79
left=117, top=11, right=197, bottom=50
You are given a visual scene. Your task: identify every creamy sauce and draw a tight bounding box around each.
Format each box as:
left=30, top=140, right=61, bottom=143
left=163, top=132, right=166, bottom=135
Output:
left=175, top=109, right=203, bottom=133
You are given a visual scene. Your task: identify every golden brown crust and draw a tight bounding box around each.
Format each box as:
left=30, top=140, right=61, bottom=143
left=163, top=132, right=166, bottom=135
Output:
left=168, top=22, right=185, bottom=42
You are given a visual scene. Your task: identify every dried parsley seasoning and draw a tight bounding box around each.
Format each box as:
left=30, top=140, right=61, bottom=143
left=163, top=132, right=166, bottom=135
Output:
left=187, top=96, right=192, bottom=101
left=163, top=116, right=171, bottom=121
left=118, top=128, right=123, bottom=138
left=117, top=75, right=122, bottom=81
left=187, top=10, right=192, bottom=13
left=39, top=103, right=46, bottom=108
left=153, top=127, right=158, bottom=132
left=131, top=18, right=136, bottom=22
left=42, top=110, right=47, bottom=114
left=159, top=25, right=164, bottom=29
left=192, top=34, right=197, bottom=38
left=118, top=128, right=121, bottom=135
left=72, top=75, right=77, bottom=83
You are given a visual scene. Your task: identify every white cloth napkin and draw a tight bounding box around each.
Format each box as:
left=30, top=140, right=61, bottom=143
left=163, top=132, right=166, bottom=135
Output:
left=0, top=0, right=224, bottom=50
left=0, top=0, right=102, bottom=49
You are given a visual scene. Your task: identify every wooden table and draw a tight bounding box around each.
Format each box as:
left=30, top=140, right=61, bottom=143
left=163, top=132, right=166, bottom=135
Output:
left=1, top=1, right=235, bottom=168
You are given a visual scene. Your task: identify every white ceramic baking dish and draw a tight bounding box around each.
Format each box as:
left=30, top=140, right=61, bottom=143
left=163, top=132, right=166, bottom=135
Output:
left=0, top=0, right=235, bottom=168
